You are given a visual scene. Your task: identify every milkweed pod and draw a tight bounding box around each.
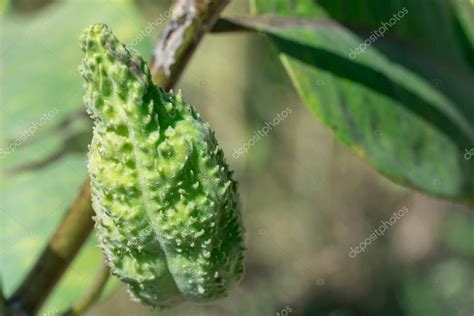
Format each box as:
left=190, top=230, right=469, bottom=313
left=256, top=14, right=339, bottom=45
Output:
left=79, top=23, right=245, bottom=307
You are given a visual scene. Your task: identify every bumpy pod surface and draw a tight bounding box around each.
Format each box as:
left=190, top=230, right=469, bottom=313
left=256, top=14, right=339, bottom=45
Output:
left=79, top=24, right=245, bottom=307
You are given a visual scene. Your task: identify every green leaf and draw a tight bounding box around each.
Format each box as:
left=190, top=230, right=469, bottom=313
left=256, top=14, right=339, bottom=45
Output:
left=247, top=0, right=474, bottom=203
left=0, top=0, right=151, bottom=313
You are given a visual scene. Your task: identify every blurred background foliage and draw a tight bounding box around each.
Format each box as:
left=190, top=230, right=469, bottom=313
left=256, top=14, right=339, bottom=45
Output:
left=0, top=0, right=473, bottom=315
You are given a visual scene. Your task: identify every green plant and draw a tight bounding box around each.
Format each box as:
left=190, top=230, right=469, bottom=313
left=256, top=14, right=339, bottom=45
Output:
left=2, top=0, right=473, bottom=315
left=80, top=23, right=244, bottom=307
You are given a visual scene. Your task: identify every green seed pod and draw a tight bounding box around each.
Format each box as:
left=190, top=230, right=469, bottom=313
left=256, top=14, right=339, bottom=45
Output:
left=79, top=24, right=245, bottom=307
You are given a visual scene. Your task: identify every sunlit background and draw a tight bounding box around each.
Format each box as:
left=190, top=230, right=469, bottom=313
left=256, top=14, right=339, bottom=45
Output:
left=1, top=1, right=473, bottom=315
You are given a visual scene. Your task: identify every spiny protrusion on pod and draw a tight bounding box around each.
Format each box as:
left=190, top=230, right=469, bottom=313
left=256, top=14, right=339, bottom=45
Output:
left=79, top=23, right=245, bottom=307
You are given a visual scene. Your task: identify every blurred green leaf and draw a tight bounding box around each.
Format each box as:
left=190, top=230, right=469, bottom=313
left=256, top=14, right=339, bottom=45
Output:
left=0, top=0, right=152, bottom=312
left=443, top=212, right=474, bottom=257
left=402, top=259, right=474, bottom=316
left=247, top=0, right=474, bottom=203
left=402, top=271, right=440, bottom=316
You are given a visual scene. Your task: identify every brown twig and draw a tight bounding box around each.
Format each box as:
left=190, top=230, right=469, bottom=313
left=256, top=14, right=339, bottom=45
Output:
left=149, top=0, right=230, bottom=89
left=5, top=0, right=230, bottom=315
left=0, top=277, right=6, bottom=315
left=61, top=262, right=110, bottom=316
left=6, top=179, right=94, bottom=316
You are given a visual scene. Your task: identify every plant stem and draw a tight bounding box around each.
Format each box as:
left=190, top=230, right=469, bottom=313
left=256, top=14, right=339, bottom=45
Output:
left=6, top=178, right=94, bottom=316
left=0, top=278, right=6, bottom=315
left=149, top=0, right=230, bottom=89
left=212, top=17, right=255, bottom=33
left=61, top=262, right=110, bottom=316
left=5, top=0, right=230, bottom=315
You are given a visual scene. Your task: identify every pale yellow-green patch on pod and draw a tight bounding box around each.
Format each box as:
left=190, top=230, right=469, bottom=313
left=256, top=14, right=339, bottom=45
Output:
left=79, top=23, right=245, bottom=307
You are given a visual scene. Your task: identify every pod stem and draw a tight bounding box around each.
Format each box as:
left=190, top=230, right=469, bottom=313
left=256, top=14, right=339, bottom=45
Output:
left=61, top=261, right=110, bottom=316
left=150, top=0, right=230, bottom=89
left=5, top=0, right=230, bottom=315
left=6, top=178, right=95, bottom=316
